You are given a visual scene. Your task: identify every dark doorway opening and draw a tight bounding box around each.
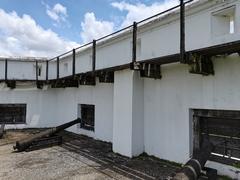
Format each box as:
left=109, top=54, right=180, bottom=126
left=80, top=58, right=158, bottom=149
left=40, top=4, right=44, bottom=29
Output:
left=79, top=104, right=95, bottom=131
left=0, top=104, right=26, bottom=124
left=192, top=109, right=240, bottom=166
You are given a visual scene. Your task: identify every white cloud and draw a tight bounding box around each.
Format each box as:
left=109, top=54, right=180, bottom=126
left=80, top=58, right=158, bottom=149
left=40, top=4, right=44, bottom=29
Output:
left=111, top=0, right=179, bottom=27
left=0, top=9, right=79, bottom=57
left=45, top=3, right=68, bottom=25
left=80, top=12, right=114, bottom=43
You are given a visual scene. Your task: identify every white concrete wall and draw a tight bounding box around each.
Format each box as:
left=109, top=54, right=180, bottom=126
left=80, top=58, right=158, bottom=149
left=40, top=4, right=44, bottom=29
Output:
left=113, top=70, right=144, bottom=157
left=0, top=79, right=114, bottom=143
left=75, top=49, right=92, bottom=73
left=0, top=85, right=57, bottom=129
left=0, top=0, right=239, bottom=177
left=59, top=55, right=73, bottom=78
left=55, top=79, right=114, bottom=142
left=96, top=35, right=132, bottom=70
left=113, top=70, right=134, bottom=157
left=0, top=61, right=5, bottom=79
left=48, top=61, right=57, bottom=80
left=143, top=54, right=240, bottom=176
left=132, top=71, right=144, bottom=156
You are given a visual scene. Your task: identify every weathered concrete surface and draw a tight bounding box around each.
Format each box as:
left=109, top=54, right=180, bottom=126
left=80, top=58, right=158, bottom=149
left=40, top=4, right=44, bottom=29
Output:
left=0, top=130, right=180, bottom=180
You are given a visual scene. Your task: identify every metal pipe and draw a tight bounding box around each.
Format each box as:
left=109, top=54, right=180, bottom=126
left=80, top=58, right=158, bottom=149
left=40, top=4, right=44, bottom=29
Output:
left=132, top=22, right=137, bottom=63
left=57, top=57, right=59, bottom=79
left=180, top=0, right=186, bottom=63
left=92, top=40, right=96, bottom=72
left=5, top=59, right=8, bottom=81
left=46, top=60, right=49, bottom=81
left=72, top=49, right=76, bottom=76
left=35, top=61, right=38, bottom=83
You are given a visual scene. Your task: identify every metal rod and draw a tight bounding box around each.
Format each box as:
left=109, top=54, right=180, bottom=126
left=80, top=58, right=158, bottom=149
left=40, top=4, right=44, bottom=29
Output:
left=47, top=0, right=194, bottom=62
left=75, top=42, right=92, bottom=51
left=132, top=22, right=137, bottom=63
left=72, top=49, right=75, bottom=76
left=36, top=61, right=38, bottom=83
left=92, top=40, right=96, bottom=72
left=57, top=57, right=59, bottom=79
left=5, top=59, right=8, bottom=81
left=96, top=25, right=133, bottom=41
left=46, top=61, right=49, bottom=81
left=180, top=0, right=186, bottom=63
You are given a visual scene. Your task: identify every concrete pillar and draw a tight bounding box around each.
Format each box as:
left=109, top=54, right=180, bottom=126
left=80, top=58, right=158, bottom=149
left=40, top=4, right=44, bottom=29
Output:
left=113, top=69, right=144, bottom=157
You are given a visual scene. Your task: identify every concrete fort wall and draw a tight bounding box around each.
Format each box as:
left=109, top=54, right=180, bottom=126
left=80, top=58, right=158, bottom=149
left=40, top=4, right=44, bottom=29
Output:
left=0, top=54, right=239, bottom=177
left=0, top=0, right=239, bottom=178
left=0, top=79, right=114, bottom=143
left=143, top=55, right=240, bottom=164
left=112, top=54, right=240, bottom=178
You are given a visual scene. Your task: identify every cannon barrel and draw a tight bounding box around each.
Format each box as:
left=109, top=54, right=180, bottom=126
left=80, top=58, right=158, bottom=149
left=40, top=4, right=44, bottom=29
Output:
left=13, top=118, right=81, bottom=152
left=173, top=139, right=214, bottom=180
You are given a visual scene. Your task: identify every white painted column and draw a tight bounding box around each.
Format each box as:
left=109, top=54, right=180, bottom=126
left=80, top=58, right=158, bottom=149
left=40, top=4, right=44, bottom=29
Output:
left=113, top=69, right=144, bottom=157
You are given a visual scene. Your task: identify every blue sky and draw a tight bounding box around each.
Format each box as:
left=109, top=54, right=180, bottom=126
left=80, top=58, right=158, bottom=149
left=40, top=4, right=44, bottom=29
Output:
left=0, top=0, right=179, bottom=57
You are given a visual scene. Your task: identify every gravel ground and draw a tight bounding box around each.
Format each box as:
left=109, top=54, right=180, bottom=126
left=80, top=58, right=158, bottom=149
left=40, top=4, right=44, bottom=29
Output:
left=0, top=130, right=180, bottom=180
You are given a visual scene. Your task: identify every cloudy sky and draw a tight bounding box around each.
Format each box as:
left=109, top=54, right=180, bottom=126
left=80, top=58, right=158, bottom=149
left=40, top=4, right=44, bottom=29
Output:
left=0, top=0, right=180, bottom=58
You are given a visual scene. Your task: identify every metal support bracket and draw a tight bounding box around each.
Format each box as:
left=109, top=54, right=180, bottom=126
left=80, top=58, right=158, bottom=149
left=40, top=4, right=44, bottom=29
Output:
left=188, top=53, right=214, bottom=75
left=140, top=63, right=162, bottom=79
left=98, top=71, right=114, bottom=83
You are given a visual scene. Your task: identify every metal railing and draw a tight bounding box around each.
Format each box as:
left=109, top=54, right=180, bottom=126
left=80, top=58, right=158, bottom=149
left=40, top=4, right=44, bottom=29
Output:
left=2, top=0, right=194, bottom=82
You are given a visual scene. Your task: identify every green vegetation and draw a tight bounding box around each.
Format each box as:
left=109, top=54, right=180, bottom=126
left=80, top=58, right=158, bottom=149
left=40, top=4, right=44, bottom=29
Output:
left=233, top=162, right=240, bottom=169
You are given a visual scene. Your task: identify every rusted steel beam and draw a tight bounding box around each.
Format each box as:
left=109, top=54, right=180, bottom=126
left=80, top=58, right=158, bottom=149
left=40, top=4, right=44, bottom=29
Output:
left=92, top=40, right=96, bottom=73
left=13, top=118, right=81, bottom=152
left=72, top=49, right=76, bottom=77
left=180, top=0, right=186, bottom=63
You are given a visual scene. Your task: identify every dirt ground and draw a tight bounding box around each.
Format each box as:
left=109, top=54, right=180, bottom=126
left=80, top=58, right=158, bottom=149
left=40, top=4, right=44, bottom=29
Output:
left=0, top=130, right=230, bottom=180
left=0, top=130, right=181, bottom=180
